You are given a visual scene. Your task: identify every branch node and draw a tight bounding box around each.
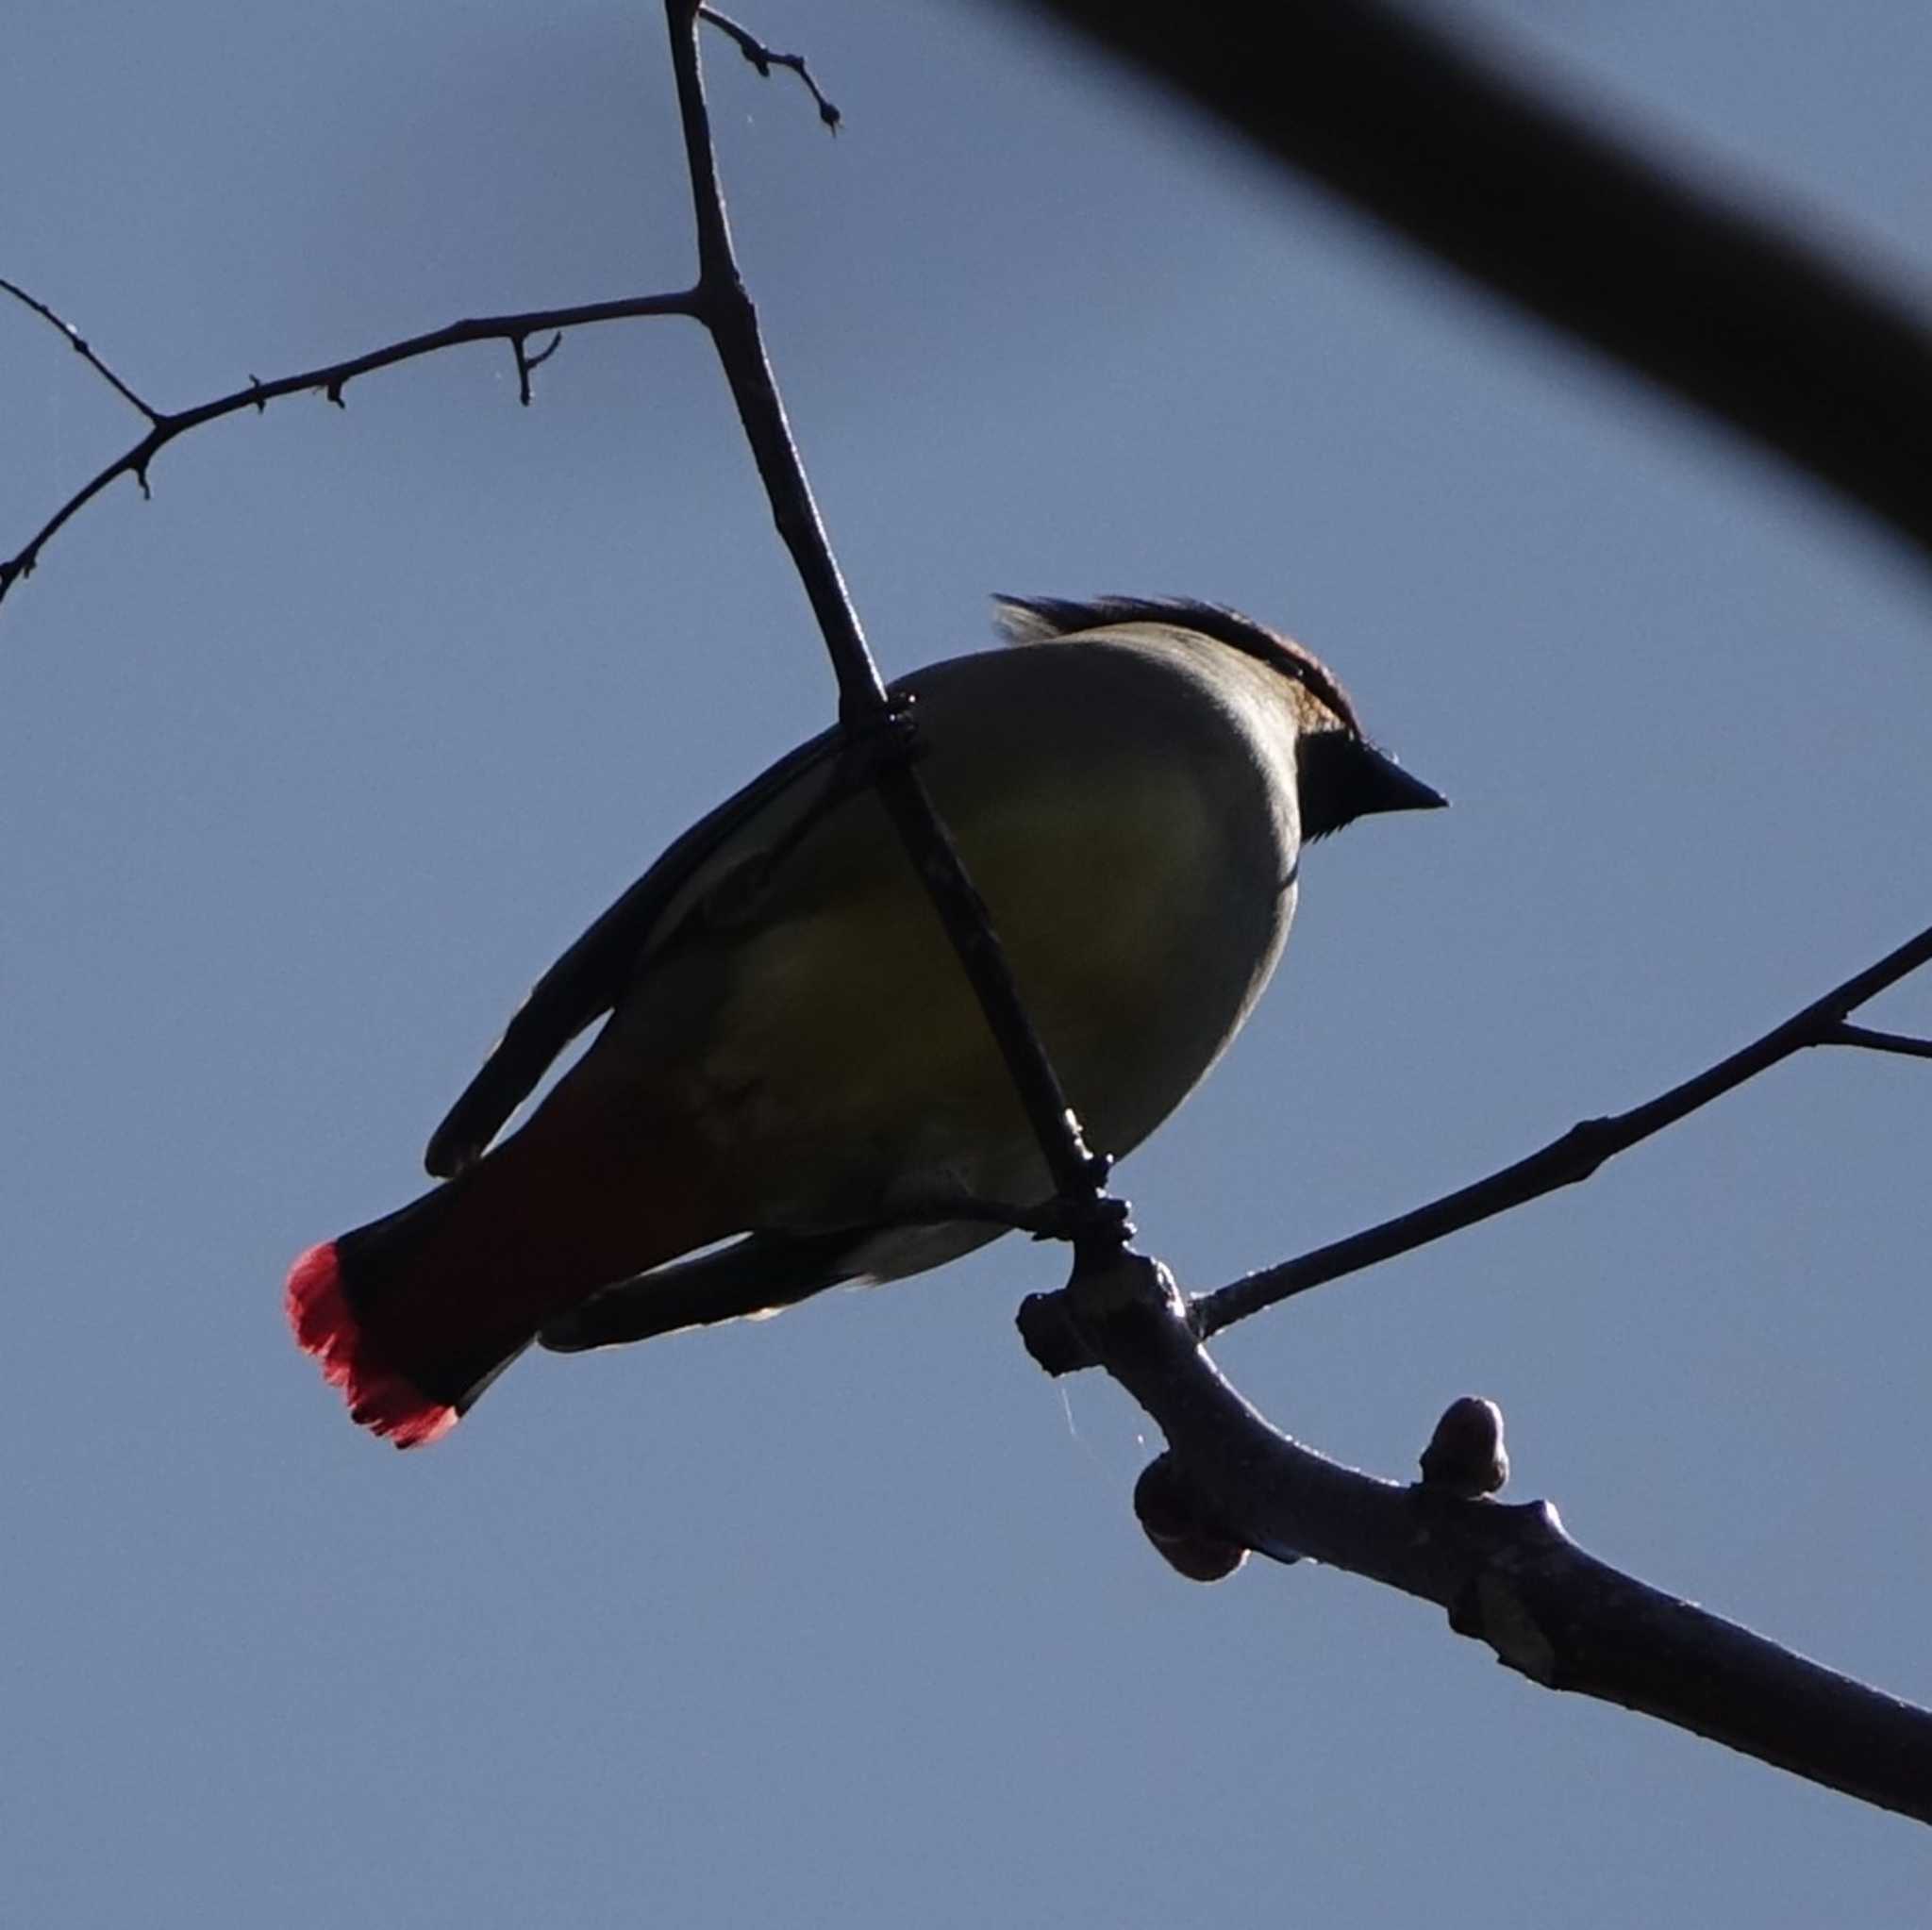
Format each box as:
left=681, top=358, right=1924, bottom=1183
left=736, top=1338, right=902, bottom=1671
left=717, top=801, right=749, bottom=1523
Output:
left=1419, top=1395, right=1509, bottom=1498
left=247, top=375, right=267, bottom=413
left=1133, top=1452, right=1251, bottom=1582
left=1015, top=1290, right=1091, bottom=1376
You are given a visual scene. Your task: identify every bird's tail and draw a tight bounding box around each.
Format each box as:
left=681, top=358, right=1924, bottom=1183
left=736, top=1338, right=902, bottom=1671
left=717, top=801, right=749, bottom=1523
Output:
left=286, top=1109, right=721, bottom=1448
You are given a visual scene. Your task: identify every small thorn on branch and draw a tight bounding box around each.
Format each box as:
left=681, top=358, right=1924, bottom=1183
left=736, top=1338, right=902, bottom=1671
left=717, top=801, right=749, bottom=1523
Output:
left=1419, top=1395, right=1510, bottom=1498
left=698, top=6, right=841, bottom=130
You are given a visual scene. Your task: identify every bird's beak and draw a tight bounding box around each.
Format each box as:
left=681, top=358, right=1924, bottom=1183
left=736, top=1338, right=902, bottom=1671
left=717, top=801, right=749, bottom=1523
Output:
left=1352, top=742, right=1449, bottom=817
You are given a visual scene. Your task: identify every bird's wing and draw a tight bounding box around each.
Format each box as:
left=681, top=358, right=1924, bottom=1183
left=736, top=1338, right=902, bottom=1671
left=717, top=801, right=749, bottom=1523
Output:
left=536, top=1230, right=865, bottom=1350
left=424, top=721, right=847, bottom=1178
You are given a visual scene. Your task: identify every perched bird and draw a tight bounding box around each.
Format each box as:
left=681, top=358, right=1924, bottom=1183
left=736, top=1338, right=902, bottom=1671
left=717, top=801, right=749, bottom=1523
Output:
left=288, top=596, right=1444, bottom=1446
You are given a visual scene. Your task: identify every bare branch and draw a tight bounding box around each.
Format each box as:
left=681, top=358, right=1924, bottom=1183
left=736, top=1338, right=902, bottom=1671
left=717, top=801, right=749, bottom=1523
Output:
left=1189, top=920, right=1932, bottom=1340
left=511, top=329, right=566, bottom=407
left=1017, top=0, right=1932, bottom=574
left=0, top=291, right=696, bottom=608
left=0, top=275, right=160, bottom=421
left=1827, top=1022, right=1932, bottom=1062
left=658, top=0, right=1121, bottom=1246
left=699, top=6, right=841, bottom=130
left=1056, top=1250, right=1932, bottom=1827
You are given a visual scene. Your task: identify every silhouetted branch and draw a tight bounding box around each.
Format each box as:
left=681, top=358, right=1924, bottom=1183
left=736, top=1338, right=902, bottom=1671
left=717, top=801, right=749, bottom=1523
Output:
left=0, top=275, right=160, bottom=420
left=1191, top=919, right=1932, bottom=1338
left=1051, top=1250, right=1932, bottom=1826
left=1828, top=1023, right=1932, bottom=1062
left=699, top=5, right=841, bottom=129
left=1016, top=0, right=1932, bottom=572
left=658, top=0, right=1119, bottom=1239
left=0, top=291, right=696, bottom=606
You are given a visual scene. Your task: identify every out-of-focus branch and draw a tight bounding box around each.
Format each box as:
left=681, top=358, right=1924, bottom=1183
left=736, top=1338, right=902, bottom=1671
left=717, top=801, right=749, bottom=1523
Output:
left=1048, top=1250, right=1932, bottom=1827
left=1013, top=0, right=1932, bottom=571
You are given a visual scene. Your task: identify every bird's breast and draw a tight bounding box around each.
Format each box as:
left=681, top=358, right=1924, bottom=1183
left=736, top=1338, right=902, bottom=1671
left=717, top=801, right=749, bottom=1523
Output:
left=685, top=688, right=1300, bottom=1223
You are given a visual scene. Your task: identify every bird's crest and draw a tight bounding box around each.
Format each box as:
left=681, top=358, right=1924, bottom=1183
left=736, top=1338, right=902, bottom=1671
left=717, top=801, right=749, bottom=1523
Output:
left=991, top=594, right=1362, bottom=737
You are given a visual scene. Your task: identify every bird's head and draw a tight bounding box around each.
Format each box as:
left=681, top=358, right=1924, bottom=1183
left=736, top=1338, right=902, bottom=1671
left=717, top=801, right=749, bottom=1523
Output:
left=992, top=593, right=1447, bottom=840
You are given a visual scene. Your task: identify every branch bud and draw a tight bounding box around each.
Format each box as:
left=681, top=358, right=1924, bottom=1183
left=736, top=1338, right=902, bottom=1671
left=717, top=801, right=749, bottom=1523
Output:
left=1420, top=1395, right=1510, bottom=1498
left=1133, top=1452, right=1249, bottom=1583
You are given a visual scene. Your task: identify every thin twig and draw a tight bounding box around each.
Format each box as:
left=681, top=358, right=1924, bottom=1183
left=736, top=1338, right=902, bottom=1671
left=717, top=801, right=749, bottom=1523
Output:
left=660, top=0, right=1118, bottom=1241
left=699, top=6, right=841, bottom=129
left=1057, top=1250, right=1932, bottom=1827
left=1190, top=921, right=1932, bottom=1339
left=1827, top=1022, right=1932, bottom=1062
left=0, top=275, right=161, bottom=421
left=511, top=329, right=565, bottom=406
left=1021, top=0, right=1932, bottom=574
left=0, top=291, right=696, bottom=606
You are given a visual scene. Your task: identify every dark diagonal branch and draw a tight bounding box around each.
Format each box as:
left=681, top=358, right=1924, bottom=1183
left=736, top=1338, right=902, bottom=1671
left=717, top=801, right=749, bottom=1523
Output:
left=658, top=0, right=1118, bottom=1240
left=0, top=291, right=697, bottom=606
left=1018, top=0, right=1932, bottom=574
left=1058, top=1252, right=1932, bottom=1827
left=1191, top=919, right=1932, bottom=1339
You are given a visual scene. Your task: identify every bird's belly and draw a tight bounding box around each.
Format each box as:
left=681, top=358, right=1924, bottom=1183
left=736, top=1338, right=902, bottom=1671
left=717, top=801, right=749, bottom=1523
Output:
left=693, top=762, right=1295, bottom=1226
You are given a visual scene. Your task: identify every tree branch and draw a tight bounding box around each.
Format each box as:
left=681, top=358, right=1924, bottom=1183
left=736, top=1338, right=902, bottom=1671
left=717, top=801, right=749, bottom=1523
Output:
left=658, top=0, right=1121, bottom=1242
left=0, top=291, right=698, bottom=607
left=0, top=275, right=160, bottom=420
left=1015, top=0, right=1932, bottom=574
left=1056, top=1250, right=1932, bottom=1827
left=1827, top=1023, right=1932, bottom=1062
left=1190, top=920, right=1932, bottom=1339
left=699, top=6, right=841, bottom=129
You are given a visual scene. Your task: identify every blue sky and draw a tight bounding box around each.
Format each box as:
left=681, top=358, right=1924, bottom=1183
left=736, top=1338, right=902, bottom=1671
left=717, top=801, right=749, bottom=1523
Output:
left=5, top=3, right=1931, bottom=1923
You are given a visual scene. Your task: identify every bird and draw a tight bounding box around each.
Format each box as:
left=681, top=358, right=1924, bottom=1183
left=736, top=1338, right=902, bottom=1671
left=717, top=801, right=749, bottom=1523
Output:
left=287, top=595, right=1445, bottom=1446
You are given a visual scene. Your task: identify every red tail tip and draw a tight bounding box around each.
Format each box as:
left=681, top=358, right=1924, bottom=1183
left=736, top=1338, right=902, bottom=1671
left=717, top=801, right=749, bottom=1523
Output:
left=286, top=1240, right=458, bottom=1450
